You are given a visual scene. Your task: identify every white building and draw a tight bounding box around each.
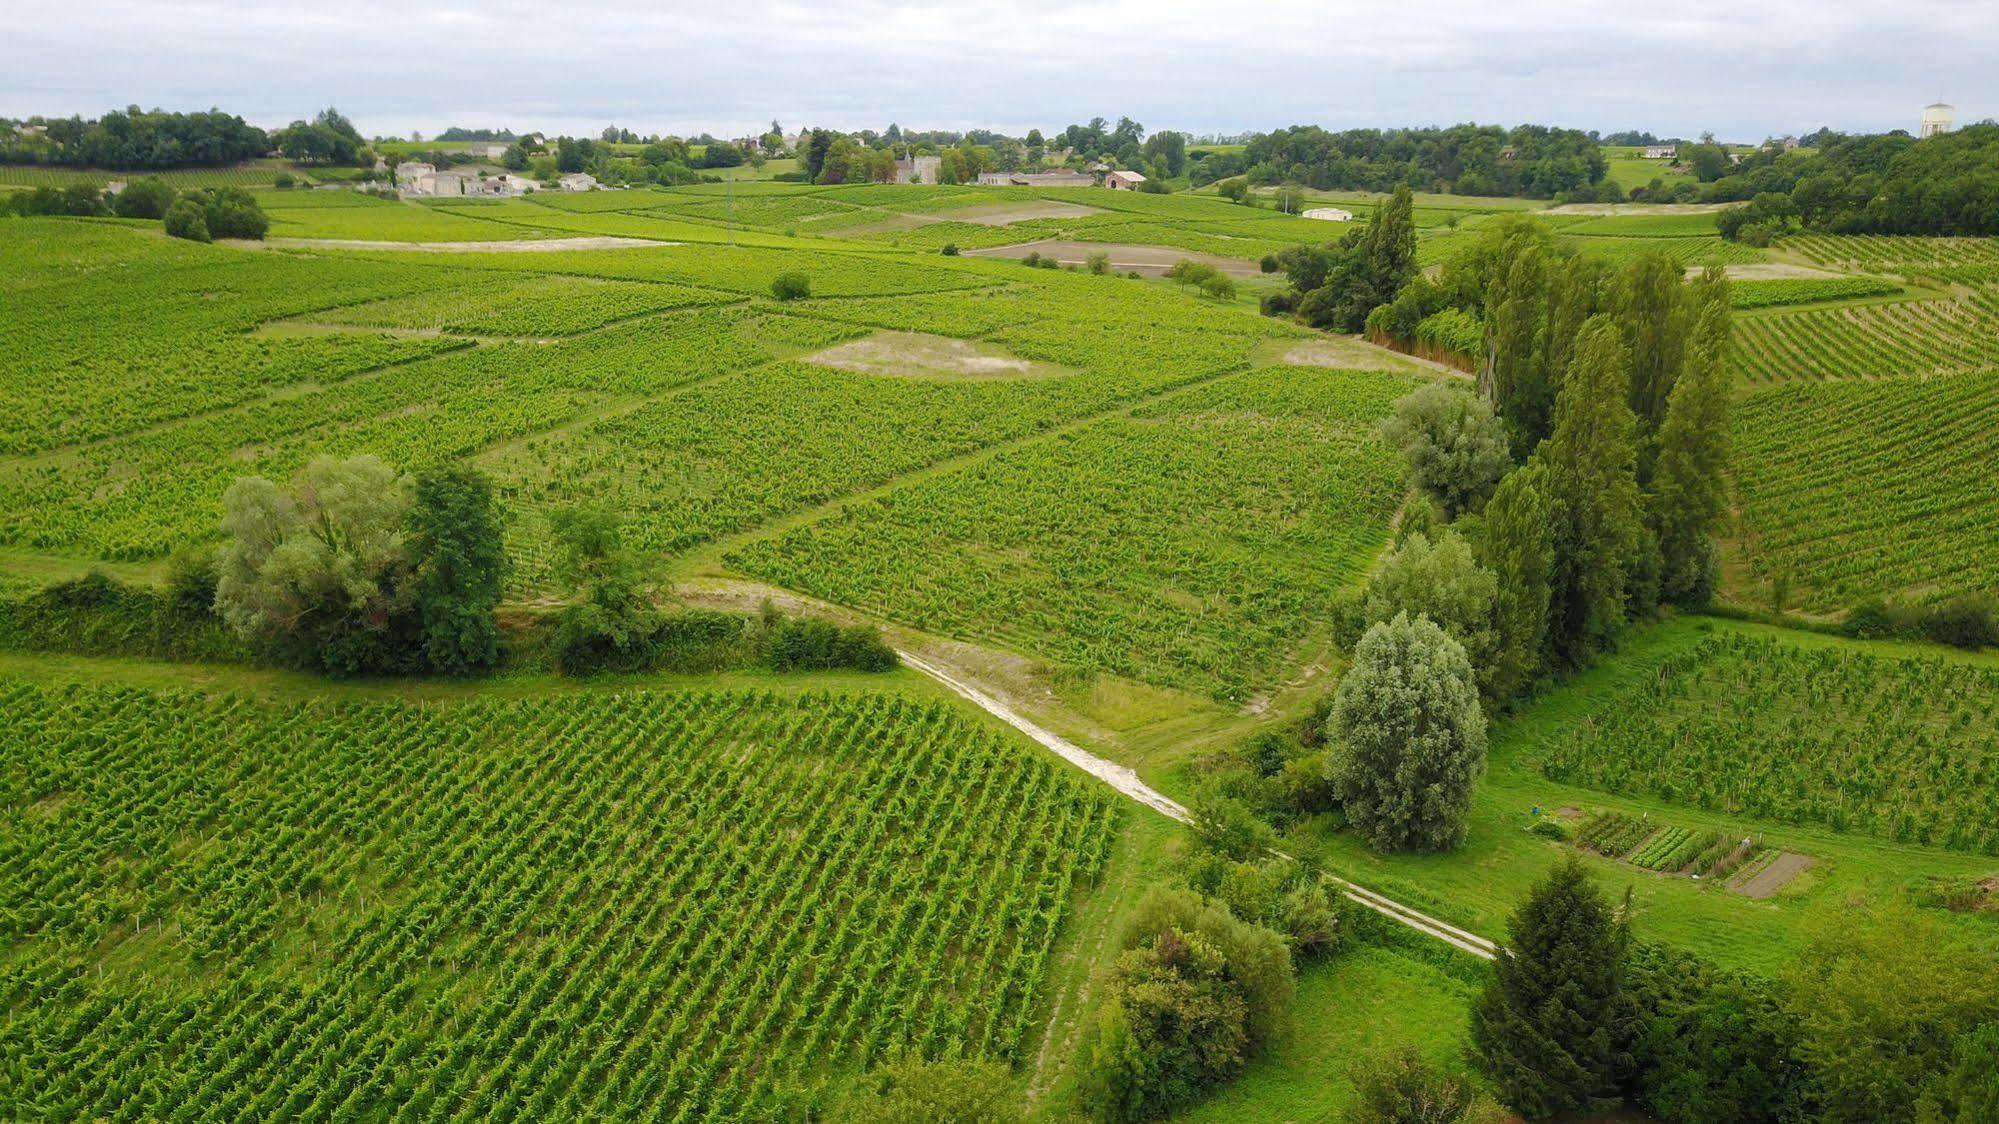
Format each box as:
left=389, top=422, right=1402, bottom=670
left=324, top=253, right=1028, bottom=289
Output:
left=467, top=143, right=508, bottom=159
left=1922, top=102, right=1955, bottom=138
left=411, top=171, right=474, bottom=197
left=1301, top=207, right=1353, bottom=222
left=482, top=174, right=533, bottom=196
left=394, top=161, right=436, bottom=183
left=975, top=172, right=1012, bottom=186
left=558, top=172, right=598, bottom=192
left=1104, top=169, right=1147, bottom=190
left=894, top=154, right=942, bottom=184
left=1643, top=144, right=1677, bottom=160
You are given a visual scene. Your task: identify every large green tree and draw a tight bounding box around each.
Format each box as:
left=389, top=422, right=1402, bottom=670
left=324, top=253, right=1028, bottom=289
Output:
left=1328, top=613, right=1487, bottom=852
left=407, top=465, right=506, bottom=675
left=1378, top=382, right=1512, bottom=519
left=1469, top=858, right=1626, bottom=1120
left=1613, top=253, right=1692, bottom=443
left=1539, top=316, right=1647, bottom=667
left=1354, top=531, right=1498, bottom=697
left=1647, top=267, right=1732, bottom=605
left=1474, top=461, right=1557, bottom=706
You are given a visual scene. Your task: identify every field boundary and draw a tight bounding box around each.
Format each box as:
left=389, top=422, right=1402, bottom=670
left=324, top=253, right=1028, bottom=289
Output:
left=899, top=649, right=1499, bottom=960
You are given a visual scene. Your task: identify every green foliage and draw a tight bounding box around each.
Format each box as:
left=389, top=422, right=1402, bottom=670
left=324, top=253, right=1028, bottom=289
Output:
left=163, top=197, right=209, bottom=242
left=1647, top=267, right=1731, bottom=604
left=1474, top=461, right=1556, bottom=705
left=0, top=681, right=1118, bottom=1118
left=1921, top=1023, right=1999, bottom=1124
left=1786, top=903, right=1999, bottom=1123
left=1539, top=631, right=1999, bottom=852
left=1622, top=942, right=1805, bottom=1124
left=770, top=270, right=811, bottom=300
left=110, top=177, right=176, bottom=220
left=1377, top=382, right=1511, bottom=518
left=835, top=1054, right=1022, bottom=1124
left=1330, top=613, right=1487, bottom=852
left=1539, top=316, right=1646, bottom=667
left=1085, top=929, right=1252, bottom=1122
left=1732, top=369, right=1999, bottom=610
left=1353, top=532, right=1498, bottom=697
left=0, top=571, right=243, bottom=663
left=1469, top=857, right=1626, bottom=1120
left=407, top=465, right=506, bottom=674
left=1345, top=1046, right=1475, bottom=1124
left=1728, top=275, right=1901, bottom=309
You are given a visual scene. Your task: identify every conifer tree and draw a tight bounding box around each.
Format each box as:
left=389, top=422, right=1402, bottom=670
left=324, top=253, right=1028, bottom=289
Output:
left=1469, top=858, right=1628, bottom=1120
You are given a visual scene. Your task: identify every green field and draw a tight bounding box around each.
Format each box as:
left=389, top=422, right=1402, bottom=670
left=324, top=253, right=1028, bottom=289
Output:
left=0, top=671, right=1118, bottom=1119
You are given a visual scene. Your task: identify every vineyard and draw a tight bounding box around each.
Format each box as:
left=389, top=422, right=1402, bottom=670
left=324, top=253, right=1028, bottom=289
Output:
left=1729, top=369, right=1999, bottom=608
left=1535, top=631, right=1999, bottom=852
left=0, top=679, right=1118, bottom=1120
left=728, top=366, right=1414, bottom=700
left=1730, top=284, right=1999, bottom=383
left=1727, top=276, right=1901, bottom=310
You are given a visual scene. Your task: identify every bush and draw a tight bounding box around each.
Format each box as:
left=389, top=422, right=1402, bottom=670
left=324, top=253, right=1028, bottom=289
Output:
left=769, top=271, right=811, bottom=301
left=273, top=172, right=296, bottom=189
left=940, top=242, right=959, bottom=256
left=0, top=571, right=245, bottom=664
left=193, top=187, right=269, bottom=239
left=1259, top=253, right=1280, bottom=273
left=1259, top=290, right=1298, bottom=317
left=1347, top=1047, right=1475, bottom=1124
left=1087, top=251, right=1111, bottom=275
left=163, top=198, right=211, bottom=242
left=111, top=178, right=176, bottom=220
left=1200, top=274, right=1237, bottom=300
left=763, top=615, right=897, bottom=672
left=1921, top=596, right=1998, bottom=650
left=1022, top=251, right=1042, bottom=267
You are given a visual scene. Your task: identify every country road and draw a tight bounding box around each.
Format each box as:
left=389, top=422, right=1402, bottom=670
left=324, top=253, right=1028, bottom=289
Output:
left=898, top=650, right=1500, bottom=961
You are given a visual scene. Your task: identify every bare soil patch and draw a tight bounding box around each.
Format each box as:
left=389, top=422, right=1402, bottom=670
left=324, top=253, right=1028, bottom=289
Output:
left=1731, top=851, right=1813, bottom=898
left=1543, top=202, right=1731, bottom=216
left=807, top=331, right=1067, bottom=381
left=1264, top=336, right=1438, bottom=375
left=1699, top=262, right=1851, bottom=280
left=965, top=239, right=1259, bottom=277
left=939, top=200, right=1106, bottom=226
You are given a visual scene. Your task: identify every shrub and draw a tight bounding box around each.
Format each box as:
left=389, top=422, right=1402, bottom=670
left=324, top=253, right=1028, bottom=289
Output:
left=164, top=198, right=211, bottom=242
left=763, top=615, right=897, bottom=672
left=194, top=187, right=269, bottom=240
left=1201, top=274, right=1237, bottom=300
left=770, top=271, right=811, bottom=300
left=1022, top=251, right=1042, bottom=267
left=1259, top=253, right=1280, bottom=273
left=1921, top=596, right=1998, bottom=650
left=1347, top=1047, right=1475, bottom=1124
left=1087, top=251, right=1111, bottom=275
left=1378, top=383, right=1511, bottom=518
left=0, top=571, right=244, bottom=664
left=940, top=242, right=959, bottom=256
left=1259, top=290, right=1298, bottom=317
left=111, top=178, right=176, bottom=220
left=273, top=172, right=296, bottom=189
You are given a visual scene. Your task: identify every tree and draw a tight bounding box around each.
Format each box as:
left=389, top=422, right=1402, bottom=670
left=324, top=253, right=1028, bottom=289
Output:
left=1347, top=1047, right=1475, bottom=1124
left=1647, top=268, right=1731, bottom=604
left=1922, top=1024, right=1999, bottom=1124
left=1378, top=383, right=1512, bottom=518
left=276, top=108, right=367, bottom=165
left=1622, top=942, right=1804, bottom=1124
left=834, top=1054, right=1021, bottom=1123
left=1469, top=858, right=1626, bottom=1120
left=770, top=271, right=811, bottom=301
left=1474, top=462, right=1557, bottom=705
left=163, top=197, right=210, bottom=242
left=1786, top=902, right=1999, bottom=1124
left=1085, top=930, right=1251, bottom=1122
left=407, top=465, right=505, bottom=675
left=1683, top=142, right=1730, bottom=183
left=111, top=177, right=175, bottom=220
left=1354, top=532, right=1498, bottom=696
left=214, top=455, right=419, bottom=675
left=1612, top=253, right=1691, bottom=440
left=1328, top=613, right=1487, bottom=852
left=1538, top=316, right=1646, bottom=667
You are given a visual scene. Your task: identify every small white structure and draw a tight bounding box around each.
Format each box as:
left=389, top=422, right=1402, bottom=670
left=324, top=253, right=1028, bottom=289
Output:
left=410, top=171, right=473, bottom=197
left=558, top=172, right=598, bottom=192
left=394, top=161, right=436, bottom=183
left=1301, top=207, right=1353, bottom=222
left=1922, top=102, right=1955, bottom=138
left=894, top=154, right=942, bottom=184
left=482, top=173, right=533, bottom=196
left=467, top=143, right=508, bottom=159
left=1644, top=144, right=1677, bottom=160
left=975, top=171, right=1012, bottom=186
left=1104, top=169, right=1147, bottom=190
left=1003, top=170, right=1096, bottom=187
left=105, top=180, right=127, bottom=196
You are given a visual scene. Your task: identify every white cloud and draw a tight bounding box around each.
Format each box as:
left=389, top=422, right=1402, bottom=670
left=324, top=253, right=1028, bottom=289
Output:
left=4, top=0, right=1993, bottom=140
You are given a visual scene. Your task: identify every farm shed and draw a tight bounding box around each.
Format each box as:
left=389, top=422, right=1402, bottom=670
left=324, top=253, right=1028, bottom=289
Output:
left=1105, top=170, right=1147, bottom=190
left=558, top=173, right=598, bottom=192
left=1302, top=207, right=1353, bottom=221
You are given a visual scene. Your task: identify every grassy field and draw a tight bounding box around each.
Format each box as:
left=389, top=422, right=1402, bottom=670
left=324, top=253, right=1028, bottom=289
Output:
left=0, top=664, right=1118, bottom=1119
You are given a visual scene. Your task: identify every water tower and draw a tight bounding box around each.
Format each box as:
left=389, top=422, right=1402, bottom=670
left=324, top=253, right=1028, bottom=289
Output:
left=1921, top=102, right=1955, bottom=138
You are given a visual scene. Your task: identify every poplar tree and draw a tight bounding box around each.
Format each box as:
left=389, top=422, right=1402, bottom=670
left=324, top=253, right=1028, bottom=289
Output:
left=1469, top=858, right=1628, bottom=1120
left=1614, top=253, right=1691, bottom=445
left=1539, top=316, right=1646, bottom=667
left=1648, top=267, right=1733, bottom=605
left=1475, top=461, right=1557, bottom=705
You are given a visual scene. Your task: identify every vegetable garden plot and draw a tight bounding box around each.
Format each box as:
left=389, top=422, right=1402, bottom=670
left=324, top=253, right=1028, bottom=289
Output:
left=1537, top=633, right=1999, bottom=852
left=1730, top=368, right=1999, bottom=608
left=0, top=681, right=1117, bottom=1121
left=729, top=366, right=1414, bottom=700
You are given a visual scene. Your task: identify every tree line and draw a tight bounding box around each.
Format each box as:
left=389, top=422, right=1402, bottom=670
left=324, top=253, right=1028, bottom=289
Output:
left=4, top=178, right=269, bottom=242
left=1710, top=122, right=1999, bottom=240
left=2, top=106, right=269, bottom=170
left=1194, top=124, right=1614, bottom=201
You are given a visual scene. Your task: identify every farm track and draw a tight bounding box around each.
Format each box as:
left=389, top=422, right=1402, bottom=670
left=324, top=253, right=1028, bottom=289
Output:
left=898, top=650, right=1500, bottom=960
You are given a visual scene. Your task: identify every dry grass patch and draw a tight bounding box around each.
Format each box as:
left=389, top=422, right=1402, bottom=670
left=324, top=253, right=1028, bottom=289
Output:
left=806, top=330, right=1071, bottom=381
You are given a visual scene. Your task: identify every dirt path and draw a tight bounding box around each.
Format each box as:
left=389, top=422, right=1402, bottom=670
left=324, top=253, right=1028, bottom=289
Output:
left=897, top=649, right=1499, bottom=960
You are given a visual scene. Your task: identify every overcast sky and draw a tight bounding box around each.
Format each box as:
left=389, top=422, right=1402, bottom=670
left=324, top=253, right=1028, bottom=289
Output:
left=7, top=0, right=1994, bottom=142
